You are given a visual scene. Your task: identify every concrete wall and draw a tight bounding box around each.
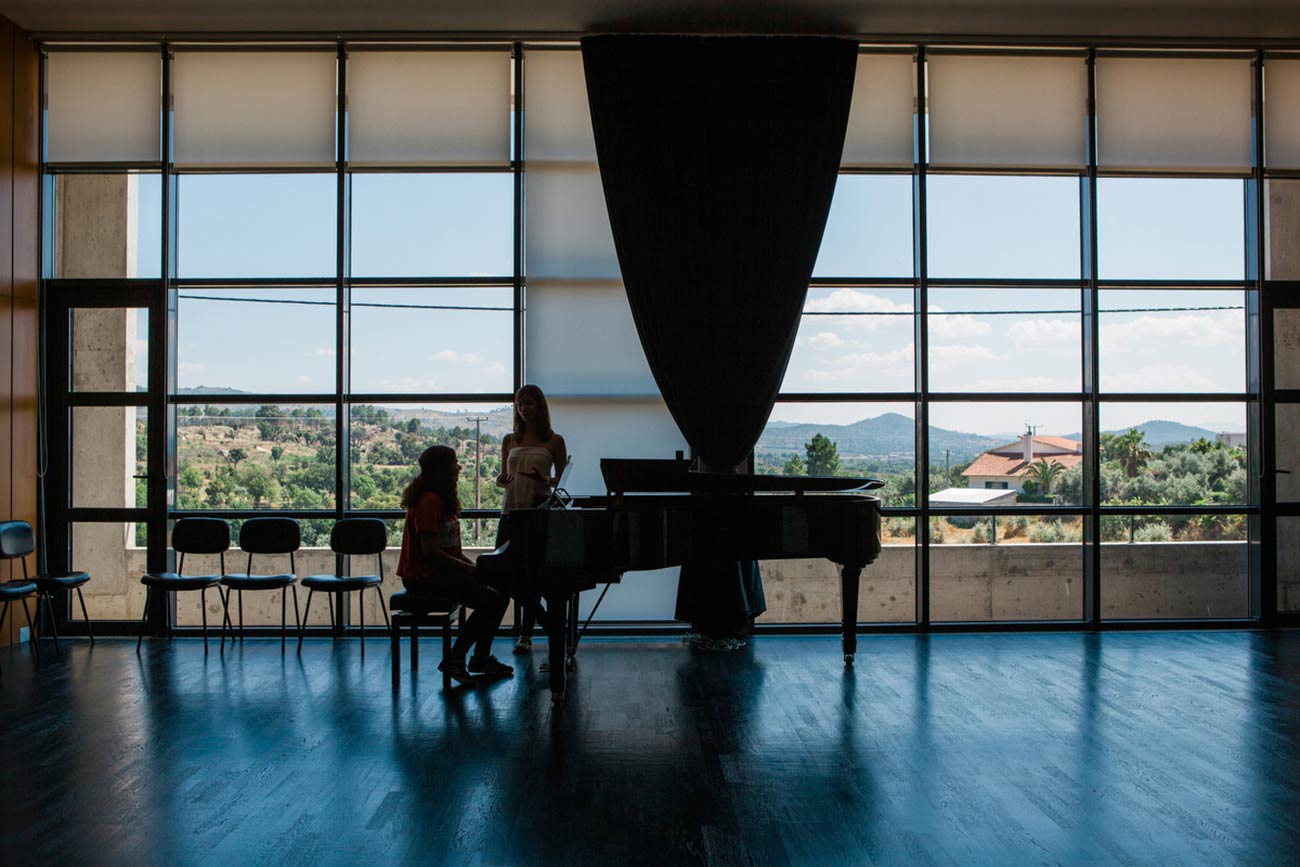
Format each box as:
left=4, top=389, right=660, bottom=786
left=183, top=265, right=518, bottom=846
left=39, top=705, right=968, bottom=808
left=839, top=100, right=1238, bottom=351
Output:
left=114, top=540, right=1250, bottom=626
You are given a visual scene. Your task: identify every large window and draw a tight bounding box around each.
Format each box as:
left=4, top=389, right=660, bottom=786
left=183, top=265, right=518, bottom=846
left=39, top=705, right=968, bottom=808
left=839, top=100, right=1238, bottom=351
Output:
left=44, top=43, right=1273, bottom=629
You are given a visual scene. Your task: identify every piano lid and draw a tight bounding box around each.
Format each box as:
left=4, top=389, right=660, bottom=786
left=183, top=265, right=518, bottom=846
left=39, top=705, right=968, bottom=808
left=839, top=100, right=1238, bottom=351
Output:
left=599, top=458, right=883, bottom=496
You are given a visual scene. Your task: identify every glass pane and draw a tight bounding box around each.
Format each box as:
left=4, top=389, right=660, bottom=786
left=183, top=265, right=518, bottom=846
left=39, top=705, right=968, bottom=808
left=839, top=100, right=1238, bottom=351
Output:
left=1099, top=403, right=1248, bottom=506
left=46, top=51, right=161, bottom=163
left=524, top=50, right=596, bottom=161
left=72, top=523, right=146, bottom=620
left=53, top=174, right=161, bottom=279
left=350, top=287, right=512, bottom=394
left=930, top=513, right=1082, bottom=622
left=527, top=284, right=656, bottom=396
left=1098, top=178, right=1245, bottom=280
left=173, top=51, right=336, bottom=168
left=928, top=287, right=1081, bottom=393
left=927, top=175, right=1081, bottom=279
left=349, top=174, right=513, bottom=277
left=782, top=287, right=914, bottom=394
left=761, top=401, right=916, bottom=508
left=175, top=404, right=336, bottom=510
left=348, top=402, right=510, bottom=517
left=71, top=307, right=148, bottom=392
left=813, top=174, right=913, bottom=277
left=177, top=174, right=336, bottom=278
left=177, top=287, right=336, bottom=394
left=1100, top=289, right=1245, bottom=393
left=927, top=54, right=1087, bottom=169
left=927, top=402, right=1084, bottom=506
left=1101, top=513, right=1248, bottom=619
left=72, top=407, right=147, bottom=509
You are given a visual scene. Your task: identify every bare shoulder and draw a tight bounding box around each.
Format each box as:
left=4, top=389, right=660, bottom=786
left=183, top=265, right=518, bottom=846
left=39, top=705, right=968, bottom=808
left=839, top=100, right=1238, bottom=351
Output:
left=501, top=433, right=514, bottom=449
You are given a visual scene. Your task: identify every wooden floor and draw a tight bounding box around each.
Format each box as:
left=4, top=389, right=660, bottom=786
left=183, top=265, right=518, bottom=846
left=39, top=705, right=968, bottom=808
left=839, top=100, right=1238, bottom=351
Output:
left=2, top=630, right=1299, bottom=865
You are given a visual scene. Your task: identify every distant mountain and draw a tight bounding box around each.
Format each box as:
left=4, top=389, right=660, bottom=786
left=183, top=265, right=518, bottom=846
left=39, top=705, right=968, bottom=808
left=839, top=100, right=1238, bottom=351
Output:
left=758, top=412, right=1003, bottom=463
left=389, top=405, right=514, bottom=437
left=178, top=386, right=252, bottom=396
left=1062, top=419, right=1220, bottom=448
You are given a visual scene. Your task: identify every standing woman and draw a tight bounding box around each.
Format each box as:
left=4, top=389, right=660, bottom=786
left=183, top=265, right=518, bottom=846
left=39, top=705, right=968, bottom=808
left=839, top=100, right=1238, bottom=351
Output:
left=397, top=445, right=513, bottom=684
left=495, top=384, right=567, bottom=655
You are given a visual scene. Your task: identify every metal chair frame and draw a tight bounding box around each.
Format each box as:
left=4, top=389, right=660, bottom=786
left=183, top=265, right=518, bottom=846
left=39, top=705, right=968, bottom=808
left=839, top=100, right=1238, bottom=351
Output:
left=139, top=517, right=232, bottom=654
left=298, top=518, right=391, bottom=657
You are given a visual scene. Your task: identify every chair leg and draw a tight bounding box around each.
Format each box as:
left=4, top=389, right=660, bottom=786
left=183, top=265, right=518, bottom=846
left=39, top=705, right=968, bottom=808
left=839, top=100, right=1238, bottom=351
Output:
left=376, top=588, right=391, bottom=630
left=217, top=589, right=232, bottom=657
left=238, top=589, right=244, bottom=643
left=442, top=621, right=452, bottom=689
left=298, top=589, right=314, bottom=652
left=166, top=591, right=174, bottom=641
left=359, top=591, right=366, bottom=659
left=391, top=617, right=401, bottom=691
left=21, top=597, right=39, bottom=661
left=40, top=593, right=63, bottom=656
left=137, top=586, right=152, bottom=652
left=0, top=602, right=8, bottom=667
left=201, top=587, right=209, bottom=654
left=291, top=584, right=302, bottom=633
left=280, top=588, right=288, bottom=653
left=76, top=587, right=95, bottom=645
left=411, top=621, right=420, bottom=671
left=327, top=593, right=335, bottom=630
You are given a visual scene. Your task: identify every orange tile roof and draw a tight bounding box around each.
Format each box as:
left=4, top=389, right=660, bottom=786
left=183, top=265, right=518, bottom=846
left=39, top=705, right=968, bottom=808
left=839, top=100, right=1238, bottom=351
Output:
left=989, top=435, right=1082, bottom=455
left=963, top=451, right=1084, bottom=478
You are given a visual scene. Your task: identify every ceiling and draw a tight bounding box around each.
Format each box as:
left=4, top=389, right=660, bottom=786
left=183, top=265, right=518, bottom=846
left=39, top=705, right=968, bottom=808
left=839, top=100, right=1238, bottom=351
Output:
left=3, top=0, right=1299, bottom=43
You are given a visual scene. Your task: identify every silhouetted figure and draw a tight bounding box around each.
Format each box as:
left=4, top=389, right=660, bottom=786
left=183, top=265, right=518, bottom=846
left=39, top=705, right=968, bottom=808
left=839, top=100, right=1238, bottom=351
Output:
left=397, top=445, right=512, bottom=684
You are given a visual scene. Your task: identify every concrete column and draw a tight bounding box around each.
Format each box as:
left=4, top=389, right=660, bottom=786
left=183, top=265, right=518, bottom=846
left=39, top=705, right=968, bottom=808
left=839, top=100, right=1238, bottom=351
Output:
left=1269, top=180, right=1300, bottom=613
left=59, top=174, right=142, bottom=618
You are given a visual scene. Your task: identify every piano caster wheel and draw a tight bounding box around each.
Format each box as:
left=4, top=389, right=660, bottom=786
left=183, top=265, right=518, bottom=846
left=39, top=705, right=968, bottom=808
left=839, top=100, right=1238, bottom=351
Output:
left=844, top=653, right=854, bottom=665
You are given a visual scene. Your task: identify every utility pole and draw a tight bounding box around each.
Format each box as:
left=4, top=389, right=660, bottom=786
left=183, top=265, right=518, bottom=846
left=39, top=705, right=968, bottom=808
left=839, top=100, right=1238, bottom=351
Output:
left=470, top=416, right=488, bottom=542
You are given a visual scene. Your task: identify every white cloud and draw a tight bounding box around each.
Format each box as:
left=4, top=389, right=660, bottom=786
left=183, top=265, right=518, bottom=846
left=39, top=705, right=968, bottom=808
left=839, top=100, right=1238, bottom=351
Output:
left=928, top=313, right=992, bottom=340
left=433, top=350, right=483, bottom=364
left=1008, top=318, right=1078, bottom=349
left=808, top=331, right=846, bottom=350
left=971, top=375, right=1078, bottom=391
left=1102, top=312, right=1239, bottom=352
left=482, top=363, right=507, bottom=376
left=928, top=344, right=1007, bottom=371
left=800, top=345, right=914, bottom=383
left=179, top=361, right=206, bottom=375
left=1103, top=363, right=1222, bottom=392
left=804, top=289, right=909, bottom=332
left=379, top=376, right=442, bottom=392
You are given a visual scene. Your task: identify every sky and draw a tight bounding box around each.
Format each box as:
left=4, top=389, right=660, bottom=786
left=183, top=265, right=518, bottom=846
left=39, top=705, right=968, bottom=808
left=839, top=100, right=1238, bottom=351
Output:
left=118, top=169, right=1249, bottom=439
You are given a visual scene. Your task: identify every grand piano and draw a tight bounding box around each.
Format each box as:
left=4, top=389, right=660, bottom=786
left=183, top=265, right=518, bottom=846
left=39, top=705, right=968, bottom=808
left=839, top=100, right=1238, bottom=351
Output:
left=477, top=458, right=882, bottom=701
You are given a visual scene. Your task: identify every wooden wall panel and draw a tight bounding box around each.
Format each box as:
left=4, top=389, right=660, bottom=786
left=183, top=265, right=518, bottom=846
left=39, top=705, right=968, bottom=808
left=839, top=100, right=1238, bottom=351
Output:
left=0, top=17, right=12, bottom=300
left=0, top=15, right=34, bottom=645
left=12, top=29, right=36, bottom=301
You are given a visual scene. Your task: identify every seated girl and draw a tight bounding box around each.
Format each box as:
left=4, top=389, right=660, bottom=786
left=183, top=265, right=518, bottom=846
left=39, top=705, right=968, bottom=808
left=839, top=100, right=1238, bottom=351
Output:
left=396, top=445, right=512, bottom=684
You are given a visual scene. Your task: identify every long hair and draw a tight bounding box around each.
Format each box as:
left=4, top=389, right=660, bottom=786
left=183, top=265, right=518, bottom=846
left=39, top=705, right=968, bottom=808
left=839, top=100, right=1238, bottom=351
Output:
left=400, top=445, right=460, bottom=515
left=512, top=383, right=553, bottom=442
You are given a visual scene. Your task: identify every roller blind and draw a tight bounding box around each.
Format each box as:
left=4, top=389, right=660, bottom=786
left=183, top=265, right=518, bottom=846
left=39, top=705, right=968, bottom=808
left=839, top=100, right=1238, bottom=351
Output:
left=841, top=53, right=915, bottom=167
left=928, top=54, right=1087, bottom=168
left=173, top=51, right=337, bottom=167
left=347, top=50, right=511, bottom=165
left=47, top=52, right=161, bottom=163
left=1266, top=59, right=1300, bottom=169
left=524, top=50, right=597, bottom=161
left=1097, top=57, right=1253, bottom=171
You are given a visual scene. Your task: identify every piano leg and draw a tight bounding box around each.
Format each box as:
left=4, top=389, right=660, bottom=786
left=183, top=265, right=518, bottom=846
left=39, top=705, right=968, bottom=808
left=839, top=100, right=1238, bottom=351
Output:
left=840, top=564, right=861, bottom=664
left=544, top=592, right=568, bottom=702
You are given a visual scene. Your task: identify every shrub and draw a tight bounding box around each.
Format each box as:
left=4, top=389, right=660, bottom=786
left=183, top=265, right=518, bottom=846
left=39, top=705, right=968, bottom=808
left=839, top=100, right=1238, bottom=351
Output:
left=1134, top=522, right=1173, bottom=542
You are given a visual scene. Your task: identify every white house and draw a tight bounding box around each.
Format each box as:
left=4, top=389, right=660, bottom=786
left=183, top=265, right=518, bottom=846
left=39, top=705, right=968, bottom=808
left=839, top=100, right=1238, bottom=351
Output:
left=962, top=432, right=1084, bottom=494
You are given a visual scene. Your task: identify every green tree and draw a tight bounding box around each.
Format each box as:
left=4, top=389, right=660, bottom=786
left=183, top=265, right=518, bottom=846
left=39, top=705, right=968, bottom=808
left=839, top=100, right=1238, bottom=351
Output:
left=270, top=445, right=284, bottom=461
left=805, top=433, right=840, bottom=477
left=240, top=466, right=280, bottom=508
left=227, top=447, right=248, bottom=470
left=782, top=454, right=806, bottom=476
left=1026, top=458, right=1065, bottom=498
left=1113, top=428, right=1153, bottom=478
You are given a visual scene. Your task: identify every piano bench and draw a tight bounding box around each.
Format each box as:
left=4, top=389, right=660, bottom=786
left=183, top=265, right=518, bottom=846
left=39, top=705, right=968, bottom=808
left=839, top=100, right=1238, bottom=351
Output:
left=389, top=590, right=463, bottom=690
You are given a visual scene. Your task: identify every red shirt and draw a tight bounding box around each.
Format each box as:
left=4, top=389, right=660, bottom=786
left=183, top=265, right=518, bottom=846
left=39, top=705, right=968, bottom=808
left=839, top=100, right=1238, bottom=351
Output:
left=397, top=491, right=464, bottom=581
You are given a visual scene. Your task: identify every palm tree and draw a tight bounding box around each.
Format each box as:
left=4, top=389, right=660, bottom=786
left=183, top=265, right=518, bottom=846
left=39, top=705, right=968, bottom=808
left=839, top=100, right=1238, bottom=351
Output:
left=1026, top=458, right=1065, bottom=499
left=1115, top=427, right=1153, bottom=478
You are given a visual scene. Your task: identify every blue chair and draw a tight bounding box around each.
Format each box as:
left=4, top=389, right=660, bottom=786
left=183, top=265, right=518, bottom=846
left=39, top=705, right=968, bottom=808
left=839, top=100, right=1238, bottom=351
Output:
left=139, top=517, right=231, bottom=653
left=0, top=519, right=87, bottom=655
left=299, top=518, right=391, bottom=657
left=220, top=517, right=301, bottom=652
